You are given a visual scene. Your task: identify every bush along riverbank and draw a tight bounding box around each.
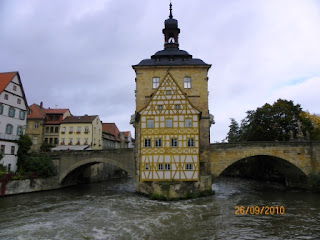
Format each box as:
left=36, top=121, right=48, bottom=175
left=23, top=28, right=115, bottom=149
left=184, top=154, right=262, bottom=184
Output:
left=0, top=135, right=58, bottom=197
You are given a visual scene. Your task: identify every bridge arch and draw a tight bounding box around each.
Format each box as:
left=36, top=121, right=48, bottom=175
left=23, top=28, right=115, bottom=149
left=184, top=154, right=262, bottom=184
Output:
left=55, top=149, right=135, bottom=184
left=210, top=142, right=313, bottom=178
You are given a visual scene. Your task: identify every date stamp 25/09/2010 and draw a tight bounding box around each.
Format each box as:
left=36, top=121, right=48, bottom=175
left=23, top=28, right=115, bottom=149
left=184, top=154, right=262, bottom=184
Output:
left=235, top=206, right=285, bottom=215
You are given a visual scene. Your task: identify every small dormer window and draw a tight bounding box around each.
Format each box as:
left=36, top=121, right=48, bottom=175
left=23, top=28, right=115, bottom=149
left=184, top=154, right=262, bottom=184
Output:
left=152, top=77, right=160, bottom=89
left=4, top=94, right=8, bottom=100
left=13, top=85, right=17, bottom=91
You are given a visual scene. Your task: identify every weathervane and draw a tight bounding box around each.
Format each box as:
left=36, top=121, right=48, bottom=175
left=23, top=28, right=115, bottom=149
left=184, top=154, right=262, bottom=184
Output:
left=169, top=1, right=173, bottom=19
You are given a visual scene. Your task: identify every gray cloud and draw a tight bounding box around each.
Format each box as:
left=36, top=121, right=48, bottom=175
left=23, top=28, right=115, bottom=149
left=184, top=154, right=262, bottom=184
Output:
left=1, top=0, right=319, bottom=141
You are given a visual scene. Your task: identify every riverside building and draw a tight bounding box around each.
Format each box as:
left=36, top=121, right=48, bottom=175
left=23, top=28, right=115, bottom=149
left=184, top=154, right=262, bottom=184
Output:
left=0, top=72, right=28, bottom=172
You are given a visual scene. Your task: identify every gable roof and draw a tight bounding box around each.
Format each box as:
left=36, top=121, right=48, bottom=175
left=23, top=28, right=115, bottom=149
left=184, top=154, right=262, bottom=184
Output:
left=0, top=71, right=29, bottom=110
left=0, top=72, right=17, bottom=93
left=122, top=131, right=131, bottom=137
left=102, top=123, right=121, bottom=141
left=27, top=104, right=45, bottom=119
left=62, top=115, right=98, bottom=124
left=138, top=72, right=201, bottom=115
left=43, top=108, right=70, bottom=114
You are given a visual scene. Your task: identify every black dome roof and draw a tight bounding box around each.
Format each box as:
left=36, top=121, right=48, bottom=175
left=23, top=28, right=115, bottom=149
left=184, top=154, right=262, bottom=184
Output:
left=164, top=18, right=178, bottom=30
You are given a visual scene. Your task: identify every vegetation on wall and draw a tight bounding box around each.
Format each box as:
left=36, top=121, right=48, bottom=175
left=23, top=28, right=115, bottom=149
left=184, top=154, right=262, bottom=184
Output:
left=225, top=99, right=320, bottom=142
left=40, top=142, right=55, bottom=152
left=16, top=135, right=55, bottom=178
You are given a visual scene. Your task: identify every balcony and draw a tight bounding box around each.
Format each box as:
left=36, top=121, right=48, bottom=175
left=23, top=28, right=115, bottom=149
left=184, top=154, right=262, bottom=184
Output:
left=0, top=133, right=20, bottom=141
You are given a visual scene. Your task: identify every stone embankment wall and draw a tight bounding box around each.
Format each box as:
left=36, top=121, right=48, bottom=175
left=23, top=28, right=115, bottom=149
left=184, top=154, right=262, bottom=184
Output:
left=1, top=162, right=127, bottom=197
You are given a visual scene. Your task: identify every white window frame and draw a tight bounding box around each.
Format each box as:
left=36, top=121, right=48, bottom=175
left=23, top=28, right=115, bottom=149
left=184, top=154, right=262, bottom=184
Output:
left=17, top=126, right=23, bottom=136
left=19, top=111, right=25, bottom=120
left=185, top=119, right=192, bottom=128
left=186, top=163, right=193, bottom=170
left=152, top=77, right=160, bottom=89
left=144, top=139, right=151, bottom=147
left=165, top=163, right=170, bottom=170
left=6, top=124, right=13, bottom=134
left=171, top=138, right=178, bottom=147
left=158, top=163, right=163, bottom=170
left=8, top=107, right=15, bottom=118
left=187, top=138, right=194, bottom=147
left=147, top=119, right=154, bottom=128
left=184, top=77, right=191, bottom=89
left=155, top=138, right=162, bottom=147
left=166, top=119, right=172, bottom=128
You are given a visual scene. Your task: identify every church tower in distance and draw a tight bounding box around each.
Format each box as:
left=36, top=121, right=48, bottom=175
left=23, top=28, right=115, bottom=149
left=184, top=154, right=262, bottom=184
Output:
left=131, top=3, right=214, bottom=199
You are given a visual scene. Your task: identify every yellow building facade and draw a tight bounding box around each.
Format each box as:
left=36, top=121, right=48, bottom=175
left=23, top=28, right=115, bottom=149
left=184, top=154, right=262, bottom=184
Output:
left=132, top=4, right=214, bottom=198
left=139, top=73, right=200, bottom=181
left=58, top=115, right=102, bottom=150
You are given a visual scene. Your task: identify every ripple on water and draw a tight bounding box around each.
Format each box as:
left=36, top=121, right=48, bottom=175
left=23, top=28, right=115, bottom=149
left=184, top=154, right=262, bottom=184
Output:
left=0, top=177, right=319, bottom=240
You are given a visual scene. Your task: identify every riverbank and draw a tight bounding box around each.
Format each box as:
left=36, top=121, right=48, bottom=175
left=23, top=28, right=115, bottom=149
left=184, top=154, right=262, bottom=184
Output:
left=0, top=162, right=127, bottom=197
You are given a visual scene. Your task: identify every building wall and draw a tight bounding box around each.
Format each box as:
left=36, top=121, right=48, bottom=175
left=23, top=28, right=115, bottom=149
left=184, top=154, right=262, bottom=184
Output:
left=138, top=74, right=200, bottom=181
left=134, top=66, right=211, bottom=149
left=0, top=74, right=27, bottom=172
left=26, top=119, right=44, bottom=151
left=59, top=117, right=102, bottom=149
left=44, top=124, right=60, bottom=145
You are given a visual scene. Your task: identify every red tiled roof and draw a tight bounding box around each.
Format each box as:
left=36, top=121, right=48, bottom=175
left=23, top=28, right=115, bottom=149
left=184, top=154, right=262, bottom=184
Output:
left=43, top=109, right=70, bottom=114
left=62, top=115, right=98, bottom=123
left=122, top=131, right=131, bottom=137
left=102, top=123, right=121, bottom=141
left=0, top=72, right=17, bottom=93
left=27, top=104, right=45, bottom=119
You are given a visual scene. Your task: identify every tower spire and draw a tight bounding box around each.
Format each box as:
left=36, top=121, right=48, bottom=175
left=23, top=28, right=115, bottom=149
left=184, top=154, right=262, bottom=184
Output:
left=169, top=2, right=173, bottom=19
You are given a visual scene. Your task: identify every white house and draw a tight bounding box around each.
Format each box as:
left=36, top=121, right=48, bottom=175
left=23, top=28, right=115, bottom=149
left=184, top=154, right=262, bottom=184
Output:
left=0, top=72, right=28, bottom=172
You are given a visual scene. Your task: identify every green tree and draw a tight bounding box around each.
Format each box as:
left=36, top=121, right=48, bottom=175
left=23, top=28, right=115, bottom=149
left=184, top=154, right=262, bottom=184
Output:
left=226, top=118, right=240, bottom=142
left=226, top=99, right=316, bottom=142
left=16, top=135, right=33, bottom=171
left=40, top=142, right=54, bottom=152
left=23, top=156, right=55, bottom=177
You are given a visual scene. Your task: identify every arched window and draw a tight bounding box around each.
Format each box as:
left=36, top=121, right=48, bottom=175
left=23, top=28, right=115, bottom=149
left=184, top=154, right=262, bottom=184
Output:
left=184, top=77, right=191, bottom=89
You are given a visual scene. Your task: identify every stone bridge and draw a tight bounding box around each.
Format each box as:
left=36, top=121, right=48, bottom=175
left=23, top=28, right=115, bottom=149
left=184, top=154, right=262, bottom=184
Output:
left=51, top=148, right=134, bottom=184
left=209, top=141, right=320, bottom=178
left=51, top=141, right=320, bottom=185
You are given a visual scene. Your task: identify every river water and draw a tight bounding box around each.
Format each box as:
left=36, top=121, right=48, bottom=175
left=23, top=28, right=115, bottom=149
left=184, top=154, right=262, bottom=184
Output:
left=0, top=177, right=319, bottom=240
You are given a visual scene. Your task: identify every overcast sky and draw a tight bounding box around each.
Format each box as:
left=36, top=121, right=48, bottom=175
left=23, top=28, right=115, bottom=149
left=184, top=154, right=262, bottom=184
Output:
left=1, top=0, right=320, bottom=142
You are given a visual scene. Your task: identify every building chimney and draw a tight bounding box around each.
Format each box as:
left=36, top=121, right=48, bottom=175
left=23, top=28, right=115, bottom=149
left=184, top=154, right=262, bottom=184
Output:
left=40, top=102, right=43, bottom=108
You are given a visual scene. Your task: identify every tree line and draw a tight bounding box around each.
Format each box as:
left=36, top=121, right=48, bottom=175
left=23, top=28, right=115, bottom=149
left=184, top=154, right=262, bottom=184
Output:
left=225, top=99, right=320, bottom=142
